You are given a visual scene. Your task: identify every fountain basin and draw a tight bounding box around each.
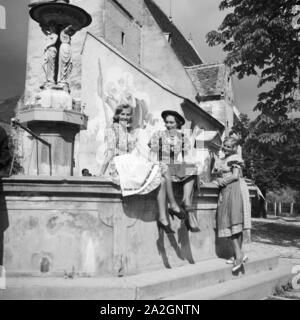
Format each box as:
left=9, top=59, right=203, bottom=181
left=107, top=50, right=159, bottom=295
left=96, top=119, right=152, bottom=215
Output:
left=29, top=2, right=92, bottom=32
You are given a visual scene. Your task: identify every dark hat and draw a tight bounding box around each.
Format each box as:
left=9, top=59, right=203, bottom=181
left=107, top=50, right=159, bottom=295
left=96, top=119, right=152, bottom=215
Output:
left=161, top=110, right=185, bottom=126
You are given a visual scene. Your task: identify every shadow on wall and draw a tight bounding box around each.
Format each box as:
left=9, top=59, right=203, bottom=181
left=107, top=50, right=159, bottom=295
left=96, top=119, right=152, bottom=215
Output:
left=122, top=187, right=196, bottom=268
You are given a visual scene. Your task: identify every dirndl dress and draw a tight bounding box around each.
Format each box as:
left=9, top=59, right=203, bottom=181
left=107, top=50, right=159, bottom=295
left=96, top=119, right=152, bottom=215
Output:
left=104, top=124, right=162, bottom=196
left=149, top=130, right=197, bottom=182
left=214, top=154, right=251, bottom=238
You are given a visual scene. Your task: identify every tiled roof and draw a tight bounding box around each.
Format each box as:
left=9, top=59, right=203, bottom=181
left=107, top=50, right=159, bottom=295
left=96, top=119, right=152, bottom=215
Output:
left=144, top=0, right=203, bottom=67
left=185, top=63, right=227, bottom=97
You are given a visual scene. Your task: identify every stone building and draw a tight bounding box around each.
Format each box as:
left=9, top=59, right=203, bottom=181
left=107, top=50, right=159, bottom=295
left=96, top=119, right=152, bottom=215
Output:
left=19, top=0, right=238, bottom=176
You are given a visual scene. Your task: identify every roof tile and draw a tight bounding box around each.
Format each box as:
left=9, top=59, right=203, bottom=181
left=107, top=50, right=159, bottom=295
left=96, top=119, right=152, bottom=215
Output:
left=185, top=63, right=227, bottom=97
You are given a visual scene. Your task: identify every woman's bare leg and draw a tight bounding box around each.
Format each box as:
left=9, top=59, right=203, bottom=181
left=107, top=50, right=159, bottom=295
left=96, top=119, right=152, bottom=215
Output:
left=156, top=178, right=168, bottom=225
left=239, top=232, right=243, bottom=254
left=182, top=176, right=195, bottom=207
left=162, top=170, right=180, bottom=211
left=231, top=233, right=243, bottom=265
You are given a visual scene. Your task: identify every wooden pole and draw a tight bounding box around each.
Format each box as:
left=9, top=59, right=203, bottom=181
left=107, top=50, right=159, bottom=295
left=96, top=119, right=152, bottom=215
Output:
left=278, top=202, right=282, bottom=216
left=290, top=202, right=294, bottom=216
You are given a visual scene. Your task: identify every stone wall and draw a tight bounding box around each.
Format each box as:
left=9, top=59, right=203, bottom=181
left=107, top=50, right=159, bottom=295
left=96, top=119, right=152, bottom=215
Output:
left=200, top=100, right=233, bottom=136
left=141, top=6, right=197, bottom=100
left=1, top=176, right=232, bottom=277
left=117, top=0, right=145, bottom=24
left=104, top=0, right=142, bottom=65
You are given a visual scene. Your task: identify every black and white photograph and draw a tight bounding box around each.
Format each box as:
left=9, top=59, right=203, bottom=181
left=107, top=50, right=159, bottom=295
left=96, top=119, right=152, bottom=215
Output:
left=0, top=0, right=300, bottom=304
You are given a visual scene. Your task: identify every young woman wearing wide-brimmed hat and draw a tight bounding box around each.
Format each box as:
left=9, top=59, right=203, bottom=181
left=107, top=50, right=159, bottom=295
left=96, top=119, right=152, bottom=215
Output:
left=149, top=110, right=200, bottom=232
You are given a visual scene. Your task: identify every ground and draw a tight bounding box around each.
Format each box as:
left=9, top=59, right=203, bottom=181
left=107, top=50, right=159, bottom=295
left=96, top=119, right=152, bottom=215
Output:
left=250, top=216, right=300, bottom=300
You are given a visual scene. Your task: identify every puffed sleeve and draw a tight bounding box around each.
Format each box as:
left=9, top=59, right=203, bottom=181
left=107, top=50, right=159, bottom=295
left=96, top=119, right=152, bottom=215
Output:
left=227, top=154, right=244, bottom=169
left=148, top=131, right=161, bottom=153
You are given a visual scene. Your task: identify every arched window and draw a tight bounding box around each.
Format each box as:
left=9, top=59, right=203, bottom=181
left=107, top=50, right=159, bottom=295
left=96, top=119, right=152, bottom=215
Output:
left=0, top=5, right=6, bottom=30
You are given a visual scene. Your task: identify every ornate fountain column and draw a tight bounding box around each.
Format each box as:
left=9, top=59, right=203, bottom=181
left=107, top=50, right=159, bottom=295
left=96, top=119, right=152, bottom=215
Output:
left=18, top=0, right=92, bottom=176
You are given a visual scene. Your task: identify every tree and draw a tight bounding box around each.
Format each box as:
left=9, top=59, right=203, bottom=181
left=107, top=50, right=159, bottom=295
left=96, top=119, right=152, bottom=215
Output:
left=207, top=0, right=300, bottom=192
left=232, top=113, right=251, bottom=145
left=207, top=0, right=300, bottom=119
left=232, top=113, right=300, bottom=193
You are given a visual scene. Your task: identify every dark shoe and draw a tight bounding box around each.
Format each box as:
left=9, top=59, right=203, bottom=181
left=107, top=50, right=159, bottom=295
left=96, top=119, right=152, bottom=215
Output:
left=185, top=218, right=200, bottom=232
left=168, top=207, right=186, bottom=220
left=226, top=255, right=248, bottom=265
left=182, top=203, right=200, bottom=232
left=232, top=262, right=244, bottom=273
left=226, top=257, right=235, bottom=264
left=157, top=221, right=175, bottom=234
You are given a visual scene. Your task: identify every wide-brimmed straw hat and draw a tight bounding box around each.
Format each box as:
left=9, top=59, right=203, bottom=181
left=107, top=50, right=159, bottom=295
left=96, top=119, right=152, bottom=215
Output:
left=161, top=110, right=185, bottom=126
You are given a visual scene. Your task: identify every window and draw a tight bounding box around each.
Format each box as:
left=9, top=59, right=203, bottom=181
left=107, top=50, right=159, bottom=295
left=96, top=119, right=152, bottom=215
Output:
left=164, top=32, right=172, bottom=44
left=0, top=5, right=6, bottom=30
left=121, top=31, right=125, bottom=45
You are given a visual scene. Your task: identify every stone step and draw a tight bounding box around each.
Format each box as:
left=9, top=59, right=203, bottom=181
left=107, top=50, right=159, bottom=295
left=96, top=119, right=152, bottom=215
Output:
left=0, top=253, right=286, bottom=300
left=164, top=263, right=292, bottom=300
left=132, top=253, right=280, bottom=300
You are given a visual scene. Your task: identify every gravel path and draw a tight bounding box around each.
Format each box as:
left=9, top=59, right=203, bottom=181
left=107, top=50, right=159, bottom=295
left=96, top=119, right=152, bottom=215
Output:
left=251, top=217, right=300, bottom=261
left=249, top=217, right=300, bottom=299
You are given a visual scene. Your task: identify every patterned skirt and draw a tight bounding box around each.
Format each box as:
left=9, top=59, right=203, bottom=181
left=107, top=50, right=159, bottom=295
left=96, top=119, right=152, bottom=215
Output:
left=108, top=154, right=162, bottom=197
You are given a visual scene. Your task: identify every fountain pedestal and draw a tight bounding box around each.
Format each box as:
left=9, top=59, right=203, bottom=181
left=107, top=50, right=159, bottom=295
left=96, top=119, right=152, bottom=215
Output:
left=17, top=1, right=91, bottom=176
left=19, top=107, right=87, bottom=176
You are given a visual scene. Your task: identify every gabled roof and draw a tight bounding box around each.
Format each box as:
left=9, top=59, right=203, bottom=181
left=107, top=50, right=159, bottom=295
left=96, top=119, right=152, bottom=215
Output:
left=144, top=0, right=203, bottom=67
left=185, top=63, right=227, bottom=98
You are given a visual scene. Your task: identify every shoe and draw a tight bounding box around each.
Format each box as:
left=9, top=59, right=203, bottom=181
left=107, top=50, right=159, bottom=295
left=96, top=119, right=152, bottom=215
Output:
left=157, top=221, right=175, bottom=234
left=232, top=262, right=244, bottom=273
left=182, top=203, right=200, bottom=232
left=243, top=255, right=249, bottom=263
left=184, top=217, right=200, bottom=232
left=168, top=207, right=186, bottom=220
left=226, top=255, right=249, bottom=265
left=226, top=257, right=235, bottom=264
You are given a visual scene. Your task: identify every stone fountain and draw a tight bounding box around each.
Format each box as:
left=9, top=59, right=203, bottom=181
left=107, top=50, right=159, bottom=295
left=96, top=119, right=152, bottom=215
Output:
left=18, top=0, right=92, bottom=176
